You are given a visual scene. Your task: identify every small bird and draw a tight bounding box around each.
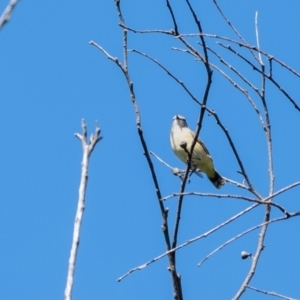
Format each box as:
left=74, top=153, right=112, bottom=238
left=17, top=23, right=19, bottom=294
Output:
left=170, top=115, right=225, bottom=188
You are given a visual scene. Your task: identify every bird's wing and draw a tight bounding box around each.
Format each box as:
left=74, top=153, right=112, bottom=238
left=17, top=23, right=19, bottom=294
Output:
left=189, top=130, right=211, bottom=155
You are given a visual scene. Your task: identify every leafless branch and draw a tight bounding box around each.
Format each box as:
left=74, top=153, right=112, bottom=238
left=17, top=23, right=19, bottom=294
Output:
left=198, top=211, right=300, bottom=268
left=129, top=49, right=201, bottom=106
left=218, top=42, right=300, bottom=112
left=119, top=24, right=300, bottom=79
left=118, top=203, right=258, bottom=281
left=247, top=286, right=298, bottom=300
left=234, top=16, right=271, bottom=297
left=91, top=1, right=183, bottom=298
left=255, top=12, right=263, bottom=66
left=212, top=0, right=259, bottom=63
left=206, top=45, right=267, bottom=129
left=150, top=151, right=203, bottom=179
left=169, top=3, right=213, bottom=273
left=130, top=46, right=260, bottom=198
left=161, top=192, right=257, bottom=202
left=90, top=2, right=300, bottom=298
left=166, top=0, right=179, bottom=35
left=64, top=120, right=102, bottom=300
left=150, top=151, right=174, bottom=170
left=118, top=207, right=300, bottom=282
left=209, top=110, right=261, bottom=198
left=223, top=177, right=251, bottom=190
left=0, top=0, right=18, bottom=30
left=263, top=181, right=300, bottom=202
left=161, top=191, right=289, bottom=215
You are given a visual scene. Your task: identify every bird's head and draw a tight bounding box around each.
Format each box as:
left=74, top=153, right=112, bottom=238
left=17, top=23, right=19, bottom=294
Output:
left=172, top=115, right=188, bottom=128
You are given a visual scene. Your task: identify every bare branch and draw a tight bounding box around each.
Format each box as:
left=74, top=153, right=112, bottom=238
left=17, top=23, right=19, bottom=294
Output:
left=198, top=211, right=300, bottom=267
left=64, top=120, right=102, bottom=300
left=172, top=38, right=212, bottom=261
left=161, top=191, right=289, bottom=215
left=218, top=42, right=300, bottom=112
left=89, top=2, right=300, bottom=298
left=223, top=177, right=251, bottom=190
left=212, top=0, right=259, bottom=63
left=206, top=46, right=266, bottom=131
left=208, top=46, right=261, bottom=95
left=91, top=1, right=183, bottom=298
left=234, top=17, right=274, bottom=299
left=0, top=0, right=18, bottom=30
left=255, top=12, right=263, bottom=66
left=263, top=181, right=300, bottom=202
left=247, top=286, right=298, bottom=300
left=234, top=203, right=271, bottom=299
left=165, top=0, right=179, bottom=35
left=129, top=49, right=201, bottom=105
left=161, top=192, right=257, bottom=202
left=208, top=110, right=261, bottom=198
left=131, top=47, right=260, bottom=198
left=184, top=0, right=209, bottom=64
left=150, top=151, right=175, bottom=171
left=150, top=151, right=201, bottom=179
left=117, top=25, right=300, bottom=79
left=118, top=204, right=258, bottom=281
left=181, top=32, right=300, bottom=77
left=119, top=23, right=174, bottom=35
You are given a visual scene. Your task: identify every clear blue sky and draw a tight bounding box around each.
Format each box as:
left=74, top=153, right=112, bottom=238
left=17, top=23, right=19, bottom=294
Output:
left=1, top=1, right=300, bottom=299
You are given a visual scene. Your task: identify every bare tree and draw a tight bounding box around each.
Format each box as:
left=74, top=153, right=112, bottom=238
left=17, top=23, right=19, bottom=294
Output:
left=85, top=0, right=300, bottom=299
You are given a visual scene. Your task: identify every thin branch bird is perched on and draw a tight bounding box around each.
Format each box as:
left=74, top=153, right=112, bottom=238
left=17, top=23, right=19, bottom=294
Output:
left=170, top=115, right=225, bottom=189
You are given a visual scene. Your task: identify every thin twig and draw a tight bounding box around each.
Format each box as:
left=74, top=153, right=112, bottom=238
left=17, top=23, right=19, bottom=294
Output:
left=206, top=46, right=266, bottom=131
left=161, top=192, right=257, bottom=202
left=223, top=177, right=251, bottom=190
left=166, top=0, right=179, bottom=35
left=234, top=16, right=272, bottom=298
left=0, top=0, right=18, bottom=30
left=199, top=211, right=300, bottom=268
left=263, top=181, right=300, bottom=202
left=150, top=151, right=174, bottom=170
left=247, top=286, right=298, bottom=300
left=218, top=42, right=300, bottom=112
left=129, top=49, right=201, bottom=106
left=118, top=204, right=259, bottom=281
left=212, top=0, right=259, bottom=63
left=255, top=12, right=263, bottom=66
left=119, top=24, right=173, bottom=35
left=184, top=0, right=209, bottom=63
left=208, top=45, right=261, bottom=95
left=118, top=25, right=300, bottom=79
left=150, top=151, right=202, bottom=179
left=184, top=31, right=300, bottom=77
left=161, top=192, right=289, bottom=215
left=209, top=110, right=261, bottom=198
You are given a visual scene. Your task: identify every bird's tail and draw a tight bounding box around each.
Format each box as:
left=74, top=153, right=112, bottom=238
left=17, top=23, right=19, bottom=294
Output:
left=209, top=171, right=225, bottom=189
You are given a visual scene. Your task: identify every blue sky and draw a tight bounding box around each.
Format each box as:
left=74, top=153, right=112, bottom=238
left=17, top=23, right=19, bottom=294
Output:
left=1, top=1, right=300, bottom=299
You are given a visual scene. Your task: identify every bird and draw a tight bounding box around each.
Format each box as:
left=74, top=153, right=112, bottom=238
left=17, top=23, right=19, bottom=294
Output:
left=170, top=115, right=225, bottom=189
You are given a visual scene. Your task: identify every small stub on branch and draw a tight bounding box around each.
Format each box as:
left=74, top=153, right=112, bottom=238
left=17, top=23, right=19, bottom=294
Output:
left=241, top=251, right=252, bottom=260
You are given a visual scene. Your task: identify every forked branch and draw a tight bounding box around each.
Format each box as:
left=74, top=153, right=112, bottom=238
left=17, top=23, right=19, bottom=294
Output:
left=64, top=120, right=102, bottom=300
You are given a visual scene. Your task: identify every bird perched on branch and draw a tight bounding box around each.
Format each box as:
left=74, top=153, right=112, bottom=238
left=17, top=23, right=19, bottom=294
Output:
left=170, top=115, right=225, bottom=189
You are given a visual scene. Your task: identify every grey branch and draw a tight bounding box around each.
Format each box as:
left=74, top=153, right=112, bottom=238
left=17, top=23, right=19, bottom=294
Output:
left=64, top=120, right=102, bottom=300
left=248, top=286, right=298, bottom=300
left=0, top=0, right=18, bottom=30
left=118, top=203, right=258, bottom=281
